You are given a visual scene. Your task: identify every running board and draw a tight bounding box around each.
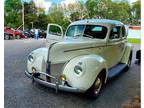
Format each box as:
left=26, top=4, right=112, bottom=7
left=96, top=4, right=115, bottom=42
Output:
left=107, top=63, right=127, bottom=79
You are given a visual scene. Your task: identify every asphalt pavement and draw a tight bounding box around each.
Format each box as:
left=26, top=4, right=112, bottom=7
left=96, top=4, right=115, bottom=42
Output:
left=4, top=39, right=140, bottom=108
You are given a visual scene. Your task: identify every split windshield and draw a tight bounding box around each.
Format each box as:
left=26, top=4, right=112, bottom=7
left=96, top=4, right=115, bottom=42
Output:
left=66, top=25, right=108, bottom=39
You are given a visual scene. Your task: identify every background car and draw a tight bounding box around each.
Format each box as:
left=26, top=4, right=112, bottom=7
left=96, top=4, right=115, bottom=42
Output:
left=4, top=27, right=27, bottom=40
left=39, top=30, right=46, bottom=38
left=135, top=50, right=141, bottom=64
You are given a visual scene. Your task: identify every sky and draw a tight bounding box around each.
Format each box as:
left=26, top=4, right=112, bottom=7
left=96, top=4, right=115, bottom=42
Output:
left=33, top=0, right=138, bottom=13
left=33, top=0, right=87, bottom=12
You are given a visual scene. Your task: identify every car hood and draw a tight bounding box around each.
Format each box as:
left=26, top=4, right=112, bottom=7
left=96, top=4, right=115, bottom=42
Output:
left=46, top=36, right=106, bottom=64
left=46, top=36, right=105, bottom=45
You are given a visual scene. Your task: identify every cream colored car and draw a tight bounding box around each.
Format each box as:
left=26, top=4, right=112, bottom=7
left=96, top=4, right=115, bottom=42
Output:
left=25, top=19, right=132, bottom=98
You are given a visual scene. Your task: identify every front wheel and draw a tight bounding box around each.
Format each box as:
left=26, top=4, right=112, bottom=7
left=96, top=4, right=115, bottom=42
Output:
left=4, top=34, right=10, bottom=40
left=87, top=74, right=103, bottom=98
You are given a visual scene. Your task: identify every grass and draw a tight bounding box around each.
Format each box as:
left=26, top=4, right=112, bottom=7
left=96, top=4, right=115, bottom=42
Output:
left=128, top=38, right=141, bottom=44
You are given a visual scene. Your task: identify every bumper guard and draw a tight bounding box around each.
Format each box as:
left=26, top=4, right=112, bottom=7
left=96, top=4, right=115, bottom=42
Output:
left=25, top=70, right=84, bottom=93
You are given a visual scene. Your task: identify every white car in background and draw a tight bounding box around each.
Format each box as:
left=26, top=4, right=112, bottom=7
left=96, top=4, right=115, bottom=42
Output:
left=25, top=19, right=132, bottom=98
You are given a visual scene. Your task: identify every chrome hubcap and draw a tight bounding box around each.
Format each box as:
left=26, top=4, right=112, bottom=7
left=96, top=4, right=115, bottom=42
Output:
left=94, top=77, right=102, bottom=95
left=5, top=35, right=9, bottom=39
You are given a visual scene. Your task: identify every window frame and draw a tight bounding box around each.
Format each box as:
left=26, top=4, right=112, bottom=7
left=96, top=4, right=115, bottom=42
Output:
left=66, top=24, right=108, bottom=39
left=109, top=26, right=121, bottom=41
left=121, top=26, right=127, bottom=39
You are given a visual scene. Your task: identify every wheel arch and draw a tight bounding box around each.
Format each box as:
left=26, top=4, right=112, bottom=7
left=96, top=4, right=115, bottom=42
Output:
left=98, top=68, right=108, bottom=84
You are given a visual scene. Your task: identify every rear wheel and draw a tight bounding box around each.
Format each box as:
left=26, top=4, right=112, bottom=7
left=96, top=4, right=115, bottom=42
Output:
left=4, top=34, right=10, bottom=40
left=87, top=73, right=104, bottom=98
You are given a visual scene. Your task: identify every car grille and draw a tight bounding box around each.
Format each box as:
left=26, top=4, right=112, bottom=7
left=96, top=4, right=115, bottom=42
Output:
left=50, top=63, right=66, bottom=83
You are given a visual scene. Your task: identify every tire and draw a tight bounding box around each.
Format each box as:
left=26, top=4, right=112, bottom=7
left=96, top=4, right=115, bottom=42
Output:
left=4, top=34, right=10, bottom=40
left=125, top=51, right=132, bottom=71
left=16, top=35, right=20, bottom=39
left=87, top=73, right=104, bottom=98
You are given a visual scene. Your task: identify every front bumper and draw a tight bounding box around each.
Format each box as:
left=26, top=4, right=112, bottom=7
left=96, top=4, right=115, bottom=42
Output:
left=25, top=70, right=84, bottom=93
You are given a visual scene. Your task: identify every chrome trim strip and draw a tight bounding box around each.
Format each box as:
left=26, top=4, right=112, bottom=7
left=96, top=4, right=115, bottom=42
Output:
left=64, top=46, right=105, bottom=52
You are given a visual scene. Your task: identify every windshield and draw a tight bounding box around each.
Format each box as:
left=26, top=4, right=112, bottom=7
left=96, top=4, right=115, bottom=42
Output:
left=66, top=25, right=108, bottom=39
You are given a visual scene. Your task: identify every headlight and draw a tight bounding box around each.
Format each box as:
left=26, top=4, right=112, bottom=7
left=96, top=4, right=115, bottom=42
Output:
left=74, top=65, right=83, bottom=75
left=28, top=54, right=34, bottom=62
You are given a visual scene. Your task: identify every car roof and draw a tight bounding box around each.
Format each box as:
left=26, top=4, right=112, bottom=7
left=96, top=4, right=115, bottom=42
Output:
left=70, top=19, right=124, bottom=26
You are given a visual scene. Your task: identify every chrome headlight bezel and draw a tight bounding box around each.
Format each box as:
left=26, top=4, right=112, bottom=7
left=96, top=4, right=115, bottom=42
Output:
left=74, top=64, right=83, bottom=76
left=28, top=54, right=34, bottom=63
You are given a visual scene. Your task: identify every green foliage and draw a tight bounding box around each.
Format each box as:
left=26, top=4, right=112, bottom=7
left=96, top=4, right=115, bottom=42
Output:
left=4, top=0, right=141, bottom=32
left=24, top=1, right=38, bottom=29
left=48, top=5, right=70, bottom=32
left=4, top=0, right=22, bottom=29
left=131, top=0, right=141, bottom=24
left=128, top=38, right=141, bottom=44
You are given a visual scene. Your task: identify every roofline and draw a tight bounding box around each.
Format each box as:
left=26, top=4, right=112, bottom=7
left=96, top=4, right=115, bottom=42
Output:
left=69, top=19, right=124, bottom=26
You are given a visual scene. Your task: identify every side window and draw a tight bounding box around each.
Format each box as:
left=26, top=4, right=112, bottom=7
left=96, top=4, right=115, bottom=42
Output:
left=49, top=25, right=62, bottom=36
left=122, top=26, right=126, bottom=37
left=109, top=26, right=121, bottom=39
left=66, top=25, right=85, bottom=37
left=84, top=25, right=107, bottom=39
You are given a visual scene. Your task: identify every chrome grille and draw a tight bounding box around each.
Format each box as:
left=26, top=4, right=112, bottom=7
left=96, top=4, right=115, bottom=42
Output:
left=50, top=63, right=66, bottom=78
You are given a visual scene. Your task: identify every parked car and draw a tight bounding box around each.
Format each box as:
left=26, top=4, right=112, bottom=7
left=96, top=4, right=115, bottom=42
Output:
left=29, top=29, right=46, bottom=38
left=23, top=29, right=32, bottom=38
left=4, top=27, right=27, bottom=40
left=4, top=27, right=15, bottom=40
left=135, top=50, right=141, bottom=65
left=16, top=30, right=28, bottom=39
left=25, top=19, right=132, bottom=98
left=39, top=30, right=46, bottom=38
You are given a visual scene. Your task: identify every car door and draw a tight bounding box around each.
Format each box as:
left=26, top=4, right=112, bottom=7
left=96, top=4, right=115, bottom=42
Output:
left=46, top=23, right=64, bottom=44
left=118, top=26, right=127, bottom=61
left=47, top=23, right=63, bottom=37
left=106, top=26, right=123, bottom=68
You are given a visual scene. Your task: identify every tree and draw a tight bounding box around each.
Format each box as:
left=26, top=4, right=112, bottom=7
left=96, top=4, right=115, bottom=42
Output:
left=48, top=4, right=70, bottom=32
left=24, top=1, right=38, bottom=29
left=132, top=0, right=141, bottom=24
left=4, top=0, right=22, bottom=28
left=107, top=1, right=131, bottom=24
left=36, top=13, right=48, bottom=30
left=4, top=0, right=140, bottom=31
left=85, top=0, right=109, bottom=18
left=62, top=1, right=88, bottom=22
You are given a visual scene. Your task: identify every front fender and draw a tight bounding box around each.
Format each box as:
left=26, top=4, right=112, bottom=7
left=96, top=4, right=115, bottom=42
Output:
left=63, top=55, right=107, bottom=91
left=27, top=47, right=48, bottom=73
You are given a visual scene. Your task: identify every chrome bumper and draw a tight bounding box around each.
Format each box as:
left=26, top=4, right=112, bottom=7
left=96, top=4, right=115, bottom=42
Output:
left=25, top=70, right=84, bottom=93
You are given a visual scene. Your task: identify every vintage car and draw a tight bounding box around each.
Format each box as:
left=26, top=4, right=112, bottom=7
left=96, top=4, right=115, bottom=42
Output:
left=25, top=19, right=132, bottom=98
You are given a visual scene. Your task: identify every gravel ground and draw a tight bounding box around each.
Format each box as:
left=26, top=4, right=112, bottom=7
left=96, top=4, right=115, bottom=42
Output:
left=4, top=39, right=140, bottom=108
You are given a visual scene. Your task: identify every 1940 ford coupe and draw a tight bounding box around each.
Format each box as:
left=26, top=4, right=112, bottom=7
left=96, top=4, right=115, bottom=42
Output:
left=25, top=19, right=132, bottom=98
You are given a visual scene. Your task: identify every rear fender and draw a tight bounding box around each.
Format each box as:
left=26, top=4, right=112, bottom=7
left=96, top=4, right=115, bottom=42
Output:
left=121, top=43, right=132, bottom=64
left=63, top=55, right=108, bottom=91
